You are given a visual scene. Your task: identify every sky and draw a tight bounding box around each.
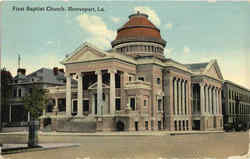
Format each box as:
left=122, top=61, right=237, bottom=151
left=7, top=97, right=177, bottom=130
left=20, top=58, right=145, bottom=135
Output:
left=1, top=1, right=250, bottom=89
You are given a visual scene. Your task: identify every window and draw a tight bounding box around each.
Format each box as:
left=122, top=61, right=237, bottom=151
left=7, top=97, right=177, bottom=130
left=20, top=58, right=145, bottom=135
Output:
left=144, top=100, right=147, bottom=107
left=158, top=99, right=162, bottom=112
left=83, top=100, right=89, bottom=112
left=158, top=121, right=161, bottom=130
left=138, top=77, right=144, bottom=81
left=116, top=98, right=121, bottom=111
left=157, top=78, right=161, bottom=84
left=145, top=121, right=148, bottom=130
left=129, top=76, right=132, bottom=82
left=72, top=100, right=78, bottom=115
left=58, top=98, right=66, bottom=112
left=18, top=88, right=22, bottom=97
left=46, top=99, right=55, bottom=112
left=130, top=97, right=136, bottom=111
left=13, top=88, right=17, bottom=97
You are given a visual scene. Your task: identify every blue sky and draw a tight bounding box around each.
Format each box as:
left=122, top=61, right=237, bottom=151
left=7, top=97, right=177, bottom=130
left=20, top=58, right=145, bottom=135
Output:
left=1, top=1, right=250, bottom=89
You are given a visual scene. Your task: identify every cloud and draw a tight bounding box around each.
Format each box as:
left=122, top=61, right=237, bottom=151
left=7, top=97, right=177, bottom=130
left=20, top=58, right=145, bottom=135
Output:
left=111, top=17, right=121, bottom=23
left=76, top=14, right=116, bottom=49
left=133, top=6, right=160, bottom=26
left=184, top=46, right=191, bottom=54
left=165, top=23, right=173, bottom=30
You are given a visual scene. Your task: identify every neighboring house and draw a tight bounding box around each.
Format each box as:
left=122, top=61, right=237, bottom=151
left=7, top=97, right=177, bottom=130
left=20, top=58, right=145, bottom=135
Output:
left=3, top=67, right=65, bottom=127
left=222, top=81, right=250, bottom=125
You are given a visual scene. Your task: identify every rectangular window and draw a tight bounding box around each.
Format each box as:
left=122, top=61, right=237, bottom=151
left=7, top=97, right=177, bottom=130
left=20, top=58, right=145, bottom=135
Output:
left=58, top=98, right=66, bottom=112
left=157, top=78, right=161, bottom=84
left=138, top=77, right=144, bottom=81
left=83, top=100, right=89, bottom=112
left=145, top=121, right=148, bottom=130
left=158, top=99, right=162, bottom=112
left=129, top=76, right=132, bottom=81
left=116, top=98, right=121, bottom=111
left=13, top=88, right=17, bottom=97
left=130, top=97, right=136, bottom=111
left=158, top=121, right=161, bottom=130
left=18, top=88, right=22, bottom=97
left=72, top=100, right=78, bottom=115
left=144, top=100, right=147, bottom=107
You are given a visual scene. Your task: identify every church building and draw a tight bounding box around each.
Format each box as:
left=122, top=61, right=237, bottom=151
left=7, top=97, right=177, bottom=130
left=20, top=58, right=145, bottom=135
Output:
left=43, top=12, right=224, bottom=132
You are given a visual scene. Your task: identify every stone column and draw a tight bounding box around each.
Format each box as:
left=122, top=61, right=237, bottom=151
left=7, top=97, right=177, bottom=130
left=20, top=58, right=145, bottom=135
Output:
left=186, top=81, right=189, bottom=115
left=216, top=88, right=219, bottom=115
left=209, top=87, right=212, bottom=114
left=92, top=95, right=95, bottom=115
left=200, top=83, right=205, bottom=114
left=96, top=70, right=103, bottom=116
left=205, top=86, right=209, bottom=114
left=174, top=79, right=178, bottom=115
left=182, top=80, right=185, bottom=115
left=213, top=88, right=216, bottom=115
left=218, top=89, right=222, bottom=115
left=77, top=72, right=83, bottom=117
left=66, top=75, right=72, bottom=116
left=109, top=69, right=116, bottom=114
left=178, top=79, right=182, bottom=115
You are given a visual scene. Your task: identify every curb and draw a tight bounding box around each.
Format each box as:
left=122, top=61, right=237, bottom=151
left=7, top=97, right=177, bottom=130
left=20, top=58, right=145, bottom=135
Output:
left=1, top=143, right=80, bottom=155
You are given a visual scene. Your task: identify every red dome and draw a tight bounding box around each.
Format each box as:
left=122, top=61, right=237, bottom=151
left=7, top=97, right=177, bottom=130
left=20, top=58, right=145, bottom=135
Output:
left=111, top=12, right=166, bottom=47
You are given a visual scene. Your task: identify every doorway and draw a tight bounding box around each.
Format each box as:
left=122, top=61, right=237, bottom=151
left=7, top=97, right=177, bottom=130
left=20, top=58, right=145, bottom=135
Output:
left=135, top=121, right=138, bottom=131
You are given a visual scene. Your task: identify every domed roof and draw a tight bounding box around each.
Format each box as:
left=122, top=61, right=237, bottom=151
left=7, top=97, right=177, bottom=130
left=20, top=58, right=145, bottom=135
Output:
left=111, top=12, right=166, bottom=47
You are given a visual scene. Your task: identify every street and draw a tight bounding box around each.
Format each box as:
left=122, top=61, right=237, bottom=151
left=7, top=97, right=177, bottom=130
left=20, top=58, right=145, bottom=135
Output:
left=2, top=132, right=249, bottom=159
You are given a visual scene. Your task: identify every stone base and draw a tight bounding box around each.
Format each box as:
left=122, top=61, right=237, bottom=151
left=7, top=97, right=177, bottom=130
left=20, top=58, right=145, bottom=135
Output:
left=53, top=117, right=96, bottom=132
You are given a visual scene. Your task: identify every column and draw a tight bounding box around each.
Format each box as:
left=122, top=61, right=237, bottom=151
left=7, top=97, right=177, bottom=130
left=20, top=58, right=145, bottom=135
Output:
left=209, top=87, right=212, bottom=114
left=218, top=89, right=222, bottom=115
left=182, top=80, right=185, bottom=115
left=186, top=81, right=189, bottom=115
left=205, top=86, right=209, bottom=114
left=178, top=79, right=182, bottom=114
left=66, top=75, right=72, bottom=116
left=77, top=72, right=83, bottom=117
left=200, top=83, right=205, bottom=114
left=92, top=95, right=95, bottom=115
left=216, top=88, right=219, bottom=115
left=174, top=79, right=178, bottom=115
left=213, top=88, right=216, bottom=115
left=96, top=70, right=103, bottom=116
left=109, top=69, right=116, bottom=114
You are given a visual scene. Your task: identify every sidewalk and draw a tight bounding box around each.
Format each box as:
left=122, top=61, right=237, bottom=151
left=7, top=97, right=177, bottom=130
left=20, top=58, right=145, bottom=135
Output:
left=0, top=130, right=224, bottom=136
left=1, top=143, right=80, bottom=155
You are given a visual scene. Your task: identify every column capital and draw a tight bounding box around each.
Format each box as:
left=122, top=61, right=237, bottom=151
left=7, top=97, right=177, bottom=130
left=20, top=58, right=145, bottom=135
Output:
left=77, top=72, right=83, bottom=76
left=95, top=70, right=102, bottom=75
left=108, top=69, right=117, bottom=74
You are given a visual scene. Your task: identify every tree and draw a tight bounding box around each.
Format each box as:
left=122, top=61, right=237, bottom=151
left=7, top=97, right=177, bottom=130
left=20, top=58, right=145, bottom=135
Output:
left=0, top=68, right=13, bottom=130
left=23, top=84, right=49, bottom=147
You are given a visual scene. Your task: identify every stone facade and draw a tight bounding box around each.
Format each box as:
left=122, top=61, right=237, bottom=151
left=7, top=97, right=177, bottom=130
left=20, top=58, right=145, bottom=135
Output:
left=222, top=80, right=250, bottom=125
left=37, top=12, right=249, bottom=132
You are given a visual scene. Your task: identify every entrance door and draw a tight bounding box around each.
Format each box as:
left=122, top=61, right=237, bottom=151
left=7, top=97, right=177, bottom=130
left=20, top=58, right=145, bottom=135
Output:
left=135, top=121, right=138, bottom=131
left=193, top=120, right=200, bottom=130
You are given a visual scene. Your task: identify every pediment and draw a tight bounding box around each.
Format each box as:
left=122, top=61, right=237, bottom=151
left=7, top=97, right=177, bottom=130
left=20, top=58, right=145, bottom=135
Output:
left=88, top=82, right=109, bottom=89
left=62, top=42, right=108, bottom=64
left=203, top=60, right=224, bottom=80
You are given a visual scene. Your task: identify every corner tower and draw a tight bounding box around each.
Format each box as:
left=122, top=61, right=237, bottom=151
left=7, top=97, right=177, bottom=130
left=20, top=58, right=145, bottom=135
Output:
left=111, top=11, right=166, bottom=59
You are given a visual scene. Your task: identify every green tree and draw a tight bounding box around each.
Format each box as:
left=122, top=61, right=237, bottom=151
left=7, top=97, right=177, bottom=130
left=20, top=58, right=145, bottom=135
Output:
left=1, top=68, right=13, bottom=130
left=23, top=84, right=49, bottom=147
